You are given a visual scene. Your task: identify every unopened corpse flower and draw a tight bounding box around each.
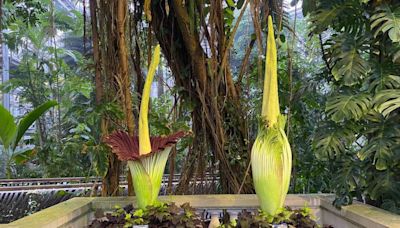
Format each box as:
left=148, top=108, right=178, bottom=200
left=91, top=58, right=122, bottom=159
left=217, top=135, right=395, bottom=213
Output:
left=251, top=16, right=292, bottom=216
left=104, top=45, right=186, bottom=209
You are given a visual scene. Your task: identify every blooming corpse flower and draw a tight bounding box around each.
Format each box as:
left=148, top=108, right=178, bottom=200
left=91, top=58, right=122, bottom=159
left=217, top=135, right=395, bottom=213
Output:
left=104, top=45, right=187, bottom=209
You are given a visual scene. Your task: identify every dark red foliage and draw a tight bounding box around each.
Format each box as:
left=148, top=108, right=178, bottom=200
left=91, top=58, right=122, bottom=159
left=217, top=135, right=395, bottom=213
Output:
left=103, top=131, right=140, bottom=161
left=103, top=131, right=187, bottom=161
left=149, top=131, right=187, bottom=154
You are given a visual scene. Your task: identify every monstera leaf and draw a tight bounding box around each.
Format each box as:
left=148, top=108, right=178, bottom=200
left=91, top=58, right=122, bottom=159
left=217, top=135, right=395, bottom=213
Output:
left=326, top=93, right=372, bottom=122
left=358, top=114, right=400, bottom=170
left=327, top=35, right=370, bottom=86
left=375, top=89, right=400, bottom=117
left=367, top=171, right=400, bottom=202
left=358, top=135, right=397, bottom=170
left=331, top=50, right=370, bottom=86
left=371, top=5, right=400, bottom=63
left=369, top=73, right=400, bottom=92
left=371, top=5, right=400, bottom=42
left=308, top=1, right=364, bottom=35
left=314, top=123, right=356, bottom=159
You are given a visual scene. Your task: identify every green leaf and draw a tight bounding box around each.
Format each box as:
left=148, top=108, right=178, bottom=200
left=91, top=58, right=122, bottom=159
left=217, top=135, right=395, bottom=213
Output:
left=371, top=5, right=400, bottom=42
left=309, top=6, right=343, bottom=34
left=367, top=172, right=400, bottom=202
left=13, top=100, right=57, bottom=150
left=369, top=73, right=400, bottom=92
left=314, top=125, right=355, bottom=159
left=358, top=136, right=395, bottom=170
left=331, top=48, right=370, bottom=86
left=326, top=94, right=371, bottom=122
left=0, top=104, right=17, bottom=149
left=308, top=2, right=364, bottom=34
left=92, top=145, right=109, bottom=177
left=236, top=0, right=245, bottom=9
left=12, top=149, right=36, bottom=164
left=375, top=89, right=400, bottom=117
left=226, top=0, right=235, bottom=8
left=358, top=115, right=400, bottom=170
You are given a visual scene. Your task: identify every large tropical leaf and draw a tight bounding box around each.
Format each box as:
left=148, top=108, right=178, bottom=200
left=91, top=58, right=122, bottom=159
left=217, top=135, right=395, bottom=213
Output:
left=371, top=5, right=400, bottom=42
left=326, top=93, right=372, bottom=122
left=13, top=100, right=57, bottom=150
left=331, top=155, right=365, bottom=207
left=374, top=89, right=400, bottom=117
left=327, top=35, right=370, bottom=86
left=369, top=73, right=400, bottom=92
left=331, top=50, right=370, bottom=86
left=0, top=105, right=17, bottom=149
left=367, top=171, right=400, bottom=202
left=358, top=114, right=400, bottom=170
left=367, top=61, right=400, bottom=92
left=358, top=135, right=397, bottom=170
left=308, top=1, right=365, bottom=35
left=314, top=124, right=356, bottom=159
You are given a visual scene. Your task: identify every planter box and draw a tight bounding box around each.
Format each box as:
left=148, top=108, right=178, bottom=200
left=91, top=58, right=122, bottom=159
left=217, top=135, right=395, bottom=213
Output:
left=3, top=194, right=400, bottom=228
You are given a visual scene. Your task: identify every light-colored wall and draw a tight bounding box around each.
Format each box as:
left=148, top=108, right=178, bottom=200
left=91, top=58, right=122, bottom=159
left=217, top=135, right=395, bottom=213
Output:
left=4, top=194, right=400, bottom=228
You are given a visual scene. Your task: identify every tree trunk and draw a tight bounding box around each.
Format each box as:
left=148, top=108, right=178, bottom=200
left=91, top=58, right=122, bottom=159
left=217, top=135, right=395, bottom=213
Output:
left=151, top=1, right=252, bottom=193
left=90, top=0, right=120, bottom=196
left=90, top=0, right=136, bottom=196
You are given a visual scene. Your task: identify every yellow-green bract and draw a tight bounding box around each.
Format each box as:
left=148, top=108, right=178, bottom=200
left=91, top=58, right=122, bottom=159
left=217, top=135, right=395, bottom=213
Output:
left=251, top=16, right=292, bottom=215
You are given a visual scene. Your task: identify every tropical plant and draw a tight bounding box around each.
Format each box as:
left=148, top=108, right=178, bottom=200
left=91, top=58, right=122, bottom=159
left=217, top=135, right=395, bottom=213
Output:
left=104, top=45, right=187, bottom=209
left=305, top=0, right=400, bottom=213
left=0, top=100, right=57, bottom=178
left=251, top=16, right=292, bottom=216
left=0, top=0, right=105, bottom=178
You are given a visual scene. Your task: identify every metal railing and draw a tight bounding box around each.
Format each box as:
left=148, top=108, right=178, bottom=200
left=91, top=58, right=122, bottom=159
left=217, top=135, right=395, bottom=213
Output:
left=0, top=173, right=218, bottom=191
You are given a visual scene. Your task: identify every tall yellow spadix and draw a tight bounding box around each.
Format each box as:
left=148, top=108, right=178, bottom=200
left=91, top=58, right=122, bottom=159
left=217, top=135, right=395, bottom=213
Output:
left=139, top=45, right=160, bottom=155
left=262, top=16, right=280, bottom=127
left=251, top=16, right=292, bottom=216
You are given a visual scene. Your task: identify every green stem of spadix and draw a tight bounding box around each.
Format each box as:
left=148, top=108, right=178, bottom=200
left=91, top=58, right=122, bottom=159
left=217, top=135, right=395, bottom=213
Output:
left=261, top=16, right=280, bottom=128
left=139, top=45, right=161, bottom=155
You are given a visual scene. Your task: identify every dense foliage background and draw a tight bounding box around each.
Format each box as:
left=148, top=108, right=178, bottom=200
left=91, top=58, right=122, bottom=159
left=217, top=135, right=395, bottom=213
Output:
left=0, top=0, right=399, bottom=214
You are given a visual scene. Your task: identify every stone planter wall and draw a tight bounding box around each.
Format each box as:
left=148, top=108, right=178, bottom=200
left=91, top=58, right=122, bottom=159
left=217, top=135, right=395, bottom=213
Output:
left=2, top=194, right=400, bottom=228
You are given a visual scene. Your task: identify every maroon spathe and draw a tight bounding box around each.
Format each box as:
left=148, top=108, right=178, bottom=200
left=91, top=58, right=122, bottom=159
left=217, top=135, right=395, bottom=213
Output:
left=104, top=131, right=187, bottom=161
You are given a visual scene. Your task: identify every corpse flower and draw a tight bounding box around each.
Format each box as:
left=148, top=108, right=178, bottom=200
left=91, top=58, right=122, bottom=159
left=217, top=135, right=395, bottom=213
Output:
left=251, top=16, right=292, bottom=215
left=104, top=45, right=186, bottom=209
